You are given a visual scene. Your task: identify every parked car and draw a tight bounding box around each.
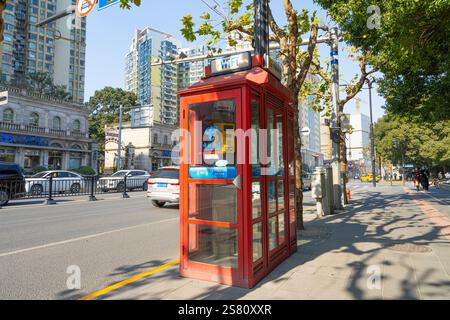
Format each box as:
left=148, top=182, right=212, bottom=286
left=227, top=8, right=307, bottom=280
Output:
left=147, top=166, right=179, bottom=207
left=25, top=170, right=86, bottom=195
left=302, top=171, right=312, bottom=191
left=0, top=162, right=26, bottom=206
left=98, top=170, right=150, bottom=192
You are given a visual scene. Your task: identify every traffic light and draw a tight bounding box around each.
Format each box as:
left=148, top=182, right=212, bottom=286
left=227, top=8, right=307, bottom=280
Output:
left=0, top=0, right=5, bottom=42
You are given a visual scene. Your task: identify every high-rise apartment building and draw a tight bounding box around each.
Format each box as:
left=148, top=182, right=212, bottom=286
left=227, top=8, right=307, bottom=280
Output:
left=124, top=28, right=180, bottom=125
left=0, top=0, right=86, bottom=102
left=177, top=46, right=206, bottom=91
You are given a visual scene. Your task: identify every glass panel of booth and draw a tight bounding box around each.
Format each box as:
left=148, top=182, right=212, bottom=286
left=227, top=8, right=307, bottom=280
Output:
left=188, top=99, right=236, bottom=168
left=252, top=222, right=263, bottom=262
left=188, top=183, right=237, bottom=223
left=268, top=216, right=277, bottom=251
left=250, top=96, right=260, bottom=177
left=188, top=224, right=238, bottom=268
left=287, top=114, right=296, bottom=241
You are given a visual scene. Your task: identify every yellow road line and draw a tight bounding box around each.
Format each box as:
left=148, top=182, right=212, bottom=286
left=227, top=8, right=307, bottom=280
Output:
left=80, top=259, right=180, bottom=300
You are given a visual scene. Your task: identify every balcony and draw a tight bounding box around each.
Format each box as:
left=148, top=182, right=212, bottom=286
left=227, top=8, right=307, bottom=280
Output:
left=0, top=121, right=89, bottom=140
left=48, top=128, right=67, bottom=137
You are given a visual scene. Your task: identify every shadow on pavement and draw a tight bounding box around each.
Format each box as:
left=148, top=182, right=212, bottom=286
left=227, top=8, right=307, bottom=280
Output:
left=84, top=185, right=450, bottom=300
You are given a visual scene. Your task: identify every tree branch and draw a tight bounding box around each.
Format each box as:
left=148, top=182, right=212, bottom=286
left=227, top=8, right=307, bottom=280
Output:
left=297, top=23, right=319, bottom=87
left=339, top=53, right=378, bottom=108
left=268, top=6, right=285, bottom=40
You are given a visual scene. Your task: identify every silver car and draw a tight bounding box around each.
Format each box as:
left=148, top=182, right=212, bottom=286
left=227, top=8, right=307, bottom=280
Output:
left=98, top=170, right=150, bottom=192
left=26, top=170, right=85, bottom=195
left=147, top=167, right=179, bottom=207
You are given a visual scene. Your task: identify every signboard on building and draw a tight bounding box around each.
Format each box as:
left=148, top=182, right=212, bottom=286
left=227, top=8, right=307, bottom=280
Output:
left=0, top=133, right=49, bottom=147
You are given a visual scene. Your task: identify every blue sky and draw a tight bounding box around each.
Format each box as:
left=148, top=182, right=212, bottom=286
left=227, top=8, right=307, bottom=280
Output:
left=84, top=0, right=385, bottom=120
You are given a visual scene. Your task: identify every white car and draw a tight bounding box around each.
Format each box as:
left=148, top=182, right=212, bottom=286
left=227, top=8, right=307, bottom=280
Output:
left=147, top=166, right=179, bottom=207
left=98, top=170, right=150, bottom=192
left=26, top=170, right=85, bottom=195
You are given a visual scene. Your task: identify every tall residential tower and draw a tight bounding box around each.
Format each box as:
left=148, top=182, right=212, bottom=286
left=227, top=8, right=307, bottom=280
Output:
left=124, top=27, right=181, bottom=125
left=0, top=0, right=86, bottom=102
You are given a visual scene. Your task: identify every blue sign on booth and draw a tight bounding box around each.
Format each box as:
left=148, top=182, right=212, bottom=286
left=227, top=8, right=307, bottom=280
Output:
left=188, top=166, right=237, bottom=179
left=98, top=0, right=119, bottom=10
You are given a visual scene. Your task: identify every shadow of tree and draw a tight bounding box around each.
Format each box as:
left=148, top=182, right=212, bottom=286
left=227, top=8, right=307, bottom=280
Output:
left=84, top=184, right=450, bottom=300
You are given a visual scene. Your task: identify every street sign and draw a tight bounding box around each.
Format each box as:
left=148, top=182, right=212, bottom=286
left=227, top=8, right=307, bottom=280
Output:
left=301, top=127, right=310, bottom=136
left=76, top=0, right=97, bottom=17
left=98, top=0, right=119, bottom=10
left=0, top=91, right=8, bottom=106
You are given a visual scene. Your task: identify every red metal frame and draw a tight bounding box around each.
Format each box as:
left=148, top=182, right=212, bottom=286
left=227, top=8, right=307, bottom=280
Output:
left=179, top=65, right=296, bottom=288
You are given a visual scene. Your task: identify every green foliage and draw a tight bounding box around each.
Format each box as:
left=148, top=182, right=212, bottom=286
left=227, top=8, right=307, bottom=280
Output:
left=119, top=0, right=140, bottom=9
left=87, top=87, right=137, bottom=151
left=374, top=114, right=450, bottom=167
left=180, top=0, right=254, bottom=54
left=72, top=166, right=96, bottom=176
left=315, top=0, right=450, bottom=120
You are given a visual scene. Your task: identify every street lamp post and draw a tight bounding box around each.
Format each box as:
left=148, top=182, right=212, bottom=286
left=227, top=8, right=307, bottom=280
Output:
left=116, top=105, right=124, bottom=171
left=367, top=77, right=377, bottom=187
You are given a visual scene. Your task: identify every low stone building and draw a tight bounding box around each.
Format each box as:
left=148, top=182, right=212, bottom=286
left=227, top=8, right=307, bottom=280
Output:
left=0, top=87, right=98, bottom=173
left=104, top=121, right=177, bottom=173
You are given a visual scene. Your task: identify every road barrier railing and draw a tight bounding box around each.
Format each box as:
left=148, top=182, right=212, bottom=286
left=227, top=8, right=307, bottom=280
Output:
left=0, top=175, right=149, bottom=207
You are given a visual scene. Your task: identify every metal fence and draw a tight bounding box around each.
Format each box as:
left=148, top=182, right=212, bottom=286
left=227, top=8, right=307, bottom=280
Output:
left=0, top=175, right=149, bottom=206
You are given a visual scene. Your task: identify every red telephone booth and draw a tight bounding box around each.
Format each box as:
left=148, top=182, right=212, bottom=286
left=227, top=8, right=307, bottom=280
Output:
left=178, top=53, right=297, bottom=288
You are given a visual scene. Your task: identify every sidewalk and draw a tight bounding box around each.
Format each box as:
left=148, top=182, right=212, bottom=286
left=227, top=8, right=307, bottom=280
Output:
left=100, top=184, right=450, bottom=300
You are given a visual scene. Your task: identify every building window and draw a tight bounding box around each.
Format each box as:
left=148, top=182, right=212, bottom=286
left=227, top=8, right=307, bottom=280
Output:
left=0, top=147, right=15, bottom=163
left=153, top=133, right=158, bottom=144
left=24, top=149, right=40, bottom=169
left=164, top=135, right=168, bottom=145
left=29, top=112, right=40, bottom=127
left=49, top=143, right=63, bottom=170
left=3, top=108, right=14, bottom=123
left=52, top=116, right=61, bottom=130
left=69, top=145, right=82, bottom=169
left=72, top=119, right=81, bottom=133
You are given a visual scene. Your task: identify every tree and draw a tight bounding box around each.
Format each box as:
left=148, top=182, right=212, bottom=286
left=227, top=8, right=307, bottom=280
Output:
left=118, top=0, right=372, bottom=228
left=180, top=0, right=329, bottom=229
left=374, top=114, right=450, bottom=169
left=309, top=49, right=378, bottom=179
left=315, top=0, right=450, bottom=121
left=87, top=87, right=137, bottom=152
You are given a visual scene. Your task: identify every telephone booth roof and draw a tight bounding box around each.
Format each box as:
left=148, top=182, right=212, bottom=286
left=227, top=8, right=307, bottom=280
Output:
left=178, top=66, right=292, bottom=103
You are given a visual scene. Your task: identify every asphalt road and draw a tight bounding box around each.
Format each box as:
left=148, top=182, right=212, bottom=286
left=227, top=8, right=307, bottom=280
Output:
left=0, top=190, right=316, bottom=300
left=0, top=192, right=179, bottom=300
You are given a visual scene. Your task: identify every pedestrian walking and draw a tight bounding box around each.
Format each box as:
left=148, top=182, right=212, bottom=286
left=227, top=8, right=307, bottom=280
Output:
left=413, top=168, right=421, bottom=191
left=420, top=168, right=429, bottom=191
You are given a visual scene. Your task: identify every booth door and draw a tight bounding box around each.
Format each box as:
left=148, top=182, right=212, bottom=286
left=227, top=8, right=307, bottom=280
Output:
left=250, top=92, right=289, bottom=275
left=182, top=88, right=244, bottom=282
left=264, top=102, right=288, bottom=266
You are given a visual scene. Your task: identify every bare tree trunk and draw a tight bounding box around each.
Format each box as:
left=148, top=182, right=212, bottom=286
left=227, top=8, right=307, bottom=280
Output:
left=339, top=132, right=348, bottom=178
left=292, top=93, right=304, bottom=230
